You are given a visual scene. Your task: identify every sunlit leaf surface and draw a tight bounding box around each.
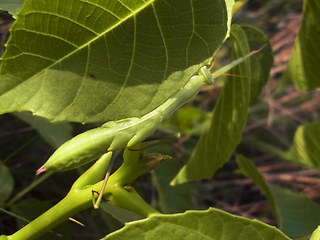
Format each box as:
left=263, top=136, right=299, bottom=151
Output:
left=102, top=208, right=291, bottom=240
left=0, top=0, right=231, bottom=123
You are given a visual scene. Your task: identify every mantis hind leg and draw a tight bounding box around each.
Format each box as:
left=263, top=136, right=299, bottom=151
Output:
left=93, top=151, right=118, bottom=209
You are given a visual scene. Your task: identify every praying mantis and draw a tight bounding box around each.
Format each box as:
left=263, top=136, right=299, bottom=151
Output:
left=36, top=48, right=261, bottom=208
left=36, top=65, right=213, bottom=174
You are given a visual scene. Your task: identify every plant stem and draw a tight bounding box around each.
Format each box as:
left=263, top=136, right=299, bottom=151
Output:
left=110, top=185, right=161, bottom=217
left=4, top=147, right=166, bottom=239
left=6, top=173, right=160, bottom=240
left=6, top=188, right=92, bottom=240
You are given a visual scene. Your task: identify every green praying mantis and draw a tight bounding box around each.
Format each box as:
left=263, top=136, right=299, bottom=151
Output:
left=36, top=65, right=211, bottom=174
left=36, top=47, right=262, bottom=208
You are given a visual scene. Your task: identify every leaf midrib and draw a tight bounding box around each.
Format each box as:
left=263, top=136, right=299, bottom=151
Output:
left=13, top=0, right=156, bottom=83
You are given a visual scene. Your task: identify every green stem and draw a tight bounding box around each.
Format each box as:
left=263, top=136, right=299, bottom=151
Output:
left=110, top=185, right=161, bottom=217
left=6, top=188, right=92, bottom=240
left=4, top=146, right=167, bottom=240
left=5, top=167, right=160, bottom=239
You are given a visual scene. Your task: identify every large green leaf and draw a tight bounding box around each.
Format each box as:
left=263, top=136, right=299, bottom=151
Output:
left=0, top=0, right=24, bottom=17
left=172, top=24, right=251, bottom=184
left=310, top=226, right=320, bottom=240
left=236, top=155, right=278, bottom=219
left=152, top=160, right=193, bottom=214
left=269, top=185, right=320, bottom=238
left=241, top=25, right=273, bottom=102
left=236, top=155, right=320, bottom=238
left=0, top=0, right=233, bottom=123
left=281, top=0, right=320, bottom=90
left=100, top=202, right=142, bottom=224
left=283, top=121, right=320, bottom=170
left=102, top=208, right=291, bottom=240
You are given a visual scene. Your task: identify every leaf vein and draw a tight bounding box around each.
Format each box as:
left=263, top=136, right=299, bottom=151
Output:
left=23, top=11, right=99, bottom=36
left=12, top=28, right=79, bottom=48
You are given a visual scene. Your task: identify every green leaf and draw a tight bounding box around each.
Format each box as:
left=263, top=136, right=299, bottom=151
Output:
left=13, top=112, right=72, bottom=148
left=0, top=0, right=232, bottom=123
left=310, top=226, right=320, bottom=240
left=283, top=121, right=320, bottom=170
left=152, top=160, right=193, bottom=214
left=102, top=208, right=291, bottom=240
left=236, top=155, right=320, bottom=238
left=281, top=0, right=320, bottom=90
left=236, top=155, right=278, bottom=220
left=0, top=161, right=14, bottom=206
left=0, top=0, right=24, bottom=17
left=269, top=185, right=320, bottom=238
left=241, top=25, right=273, bottom=102
left=172, top=24, right=251, bottom=184
left=100, top=202, right=142, bottom=224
